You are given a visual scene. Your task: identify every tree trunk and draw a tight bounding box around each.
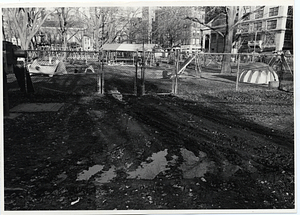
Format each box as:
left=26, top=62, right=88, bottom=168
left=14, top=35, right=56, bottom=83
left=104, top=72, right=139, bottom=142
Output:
left=221, top=6, right=236, bottom=74
left=20, top=36, right=30, bottom=50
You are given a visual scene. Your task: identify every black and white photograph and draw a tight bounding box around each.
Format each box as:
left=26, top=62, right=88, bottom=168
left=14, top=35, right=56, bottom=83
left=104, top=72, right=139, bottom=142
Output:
left=1, top=0, right=296, bottom=214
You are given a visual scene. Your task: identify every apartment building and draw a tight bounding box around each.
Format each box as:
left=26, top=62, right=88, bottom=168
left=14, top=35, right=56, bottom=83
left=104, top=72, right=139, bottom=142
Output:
left=237, top=5, right=293, bottom=52
left=208, top=5, right=293, bottom=53
left=181, top=7, right=206, bottom=54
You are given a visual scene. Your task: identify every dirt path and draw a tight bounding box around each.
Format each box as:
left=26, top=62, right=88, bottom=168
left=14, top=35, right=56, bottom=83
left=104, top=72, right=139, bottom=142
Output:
left=4, top=68, right=294, bottom=210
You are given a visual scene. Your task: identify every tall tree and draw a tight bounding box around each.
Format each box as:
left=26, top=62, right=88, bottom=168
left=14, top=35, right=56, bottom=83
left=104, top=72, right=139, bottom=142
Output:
left=126, top=16, right=149, bottom=44
left=81, top=7, right=138, bottom=51
left=5, top=8, right=52, bottom=49
left=55, top=7, right=80, bottom=51
left=153, top=7, right=192, bottom=48
left=221, top=6, right=237, bottom=73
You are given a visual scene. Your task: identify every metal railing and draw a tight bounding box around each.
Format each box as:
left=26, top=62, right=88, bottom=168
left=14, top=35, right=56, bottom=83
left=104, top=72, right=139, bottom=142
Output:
left=25, top=50, right=100, bottom=64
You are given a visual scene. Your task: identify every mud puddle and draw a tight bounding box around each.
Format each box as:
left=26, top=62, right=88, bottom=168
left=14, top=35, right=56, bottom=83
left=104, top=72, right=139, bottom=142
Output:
left=76, top=165, right=104, bottom=181
left=179, top=148, right=215, bottom=179
left=127, top=149, right=173, bottom=180
left=78, top=148, right=220, bottom=183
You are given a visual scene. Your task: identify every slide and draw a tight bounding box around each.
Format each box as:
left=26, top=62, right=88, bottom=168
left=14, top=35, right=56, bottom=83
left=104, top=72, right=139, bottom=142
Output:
left=178, top=55, right=196, bottom=75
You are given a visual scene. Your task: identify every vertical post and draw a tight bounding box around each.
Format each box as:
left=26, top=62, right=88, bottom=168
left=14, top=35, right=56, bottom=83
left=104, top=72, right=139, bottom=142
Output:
left=196, top=55, right=201, bottom=78
left=134, top=52, right=138, bottom=96
left=23, top=58, right=27, bottom=94
left=175, top=49, right=179, bottom=94
left=173, top=49, right=179, bottom=95
left=254, top=32, right=257, bottom=53
left=236, top=54, right=240, bottom=91
left=101, top=50, right=105, bottom=94
left=3, top=52, right=10, bottom=116
left=97, top=53, right=101, bottom=93
left=97, top=14, right=105, bottom=95
left=141, top=44, right=145, bottom=96
left=172, top=78, right=175, bottom=94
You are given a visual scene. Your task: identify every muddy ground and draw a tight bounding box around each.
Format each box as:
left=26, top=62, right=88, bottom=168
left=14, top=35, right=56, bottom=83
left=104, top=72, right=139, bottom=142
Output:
left=3, top=64, right=294, bottom=211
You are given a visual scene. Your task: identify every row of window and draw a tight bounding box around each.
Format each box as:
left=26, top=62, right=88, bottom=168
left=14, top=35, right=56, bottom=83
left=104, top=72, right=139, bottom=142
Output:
left=243, top=6, right=280, bottom=20
left=181, top=39, right=201, bottom=45
left=240, top=19, right=278, bottom=32
left=192, top=30, right=201, bottom=36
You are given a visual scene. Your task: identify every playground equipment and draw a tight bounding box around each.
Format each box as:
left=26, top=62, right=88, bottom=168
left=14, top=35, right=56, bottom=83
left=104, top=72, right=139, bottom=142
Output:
left=267, top=51, right=293, bottom=75
left=27, top=59, right=67, bottom=77
left=238, top=63, right=278, bottom=84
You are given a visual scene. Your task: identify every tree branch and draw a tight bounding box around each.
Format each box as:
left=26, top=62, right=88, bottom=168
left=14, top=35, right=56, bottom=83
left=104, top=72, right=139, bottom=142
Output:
left=185, top=16, right=224, bottom=37
left=229, top=6, right=265, bottom=31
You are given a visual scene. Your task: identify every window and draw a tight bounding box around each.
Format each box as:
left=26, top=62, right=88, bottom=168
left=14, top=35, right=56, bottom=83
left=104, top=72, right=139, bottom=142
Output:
left=254, top=21, right=262, bottom=31
left=255, top=7, right=264, bottom=19
left=211, top=34, right=216, bottom=42
left=241, top=35, right=250, bottom=42
left=265, top=34, right=275, bottom=45
left=197, top=30, right=200, bottom=36
left=240, top=23, right=249, bottom=33
left=192, top=30, right=196, bottom=36
left=254, top=33, right=261, bottom=40
left=267, top=20, right=277, bottom=29
left=196, top=38, right=200, bottom=44
left=286, top=20, right=293, bottom=29
left=287, top=6, right=293, bottom=15
left=269, top=7, right=279, bottom=17
left=284, top=32, right=293, bottom=41
left=192, top=39, right=196, bottom=44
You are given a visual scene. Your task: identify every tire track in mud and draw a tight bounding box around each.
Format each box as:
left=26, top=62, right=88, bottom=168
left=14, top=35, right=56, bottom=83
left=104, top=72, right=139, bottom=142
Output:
left=123, top=96, right=293, bottom=173
left=88, top=95, right=293, bottom=209
left=173, top=96, right=293, bottom=151
left=122, top=99, right=234, bottom=168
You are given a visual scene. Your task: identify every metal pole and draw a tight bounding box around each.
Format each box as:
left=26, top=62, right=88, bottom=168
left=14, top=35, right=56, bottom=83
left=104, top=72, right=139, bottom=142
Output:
left=236, top=54, right=240, bottom=91
left=23, top=58, right=27, bottom=94
left=134, top=53, right=138, bottom=96
left=175, top=49, right=179, bottom=95
left=3, top=52, right=10, bottom=116
left=101, top=52, right=104, bottom=94
left=97, top=14, right=105, bottom=95
left=141, top=40, right=145, bottom=96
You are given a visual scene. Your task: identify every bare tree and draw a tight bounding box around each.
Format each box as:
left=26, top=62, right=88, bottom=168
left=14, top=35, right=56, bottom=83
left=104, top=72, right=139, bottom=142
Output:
left=2, top=9, right=19, bottom=45
left=55, top=7, right=83, bottom=50
left=153, top=7, right=193, bottom=48
left=81, top=7, right=145, bottom=50
left=5, top=8, right=53, bottom=49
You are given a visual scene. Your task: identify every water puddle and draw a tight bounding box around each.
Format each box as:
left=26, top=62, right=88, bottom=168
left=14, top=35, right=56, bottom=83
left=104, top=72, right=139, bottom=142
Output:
left=94, top=166, right=117, bottom=183
left=127, top=149, right=172, bottom=180
left=179, top=148, right=215, bottom=179
left=77, top=148, right=219, bottom=183
left=76, top=164, right=104, bottom=181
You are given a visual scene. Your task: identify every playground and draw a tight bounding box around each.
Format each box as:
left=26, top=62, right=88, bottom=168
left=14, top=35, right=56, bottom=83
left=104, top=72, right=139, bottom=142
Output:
left=3, top=51, right=294, bottom=210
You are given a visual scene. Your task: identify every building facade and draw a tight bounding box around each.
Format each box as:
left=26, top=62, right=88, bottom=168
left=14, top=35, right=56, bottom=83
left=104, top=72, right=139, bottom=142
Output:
left=235, top=6, right=293, bottom=53
left=208, top=5, right=293, bottom=53
left=181, top=7, right=206, bottom=54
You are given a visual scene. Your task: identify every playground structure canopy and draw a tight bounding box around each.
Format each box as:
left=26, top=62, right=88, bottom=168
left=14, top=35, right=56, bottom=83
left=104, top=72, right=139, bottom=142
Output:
left=239, top=63, right=278, bottom=85
left=102, top=43, right=157, bottom=52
